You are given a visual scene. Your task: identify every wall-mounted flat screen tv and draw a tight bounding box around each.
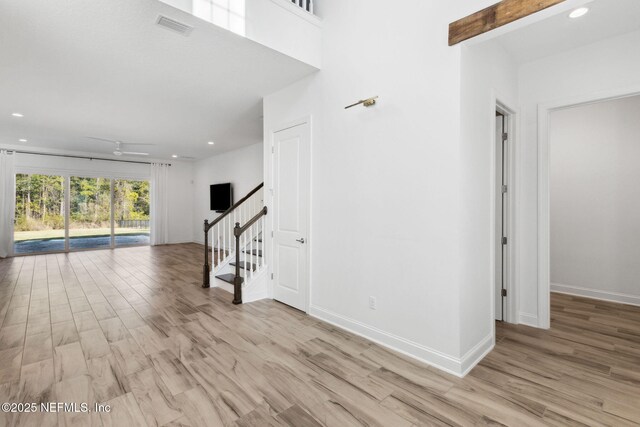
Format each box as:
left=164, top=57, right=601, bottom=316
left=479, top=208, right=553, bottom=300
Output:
left=210, top=183, right=233, bottom=212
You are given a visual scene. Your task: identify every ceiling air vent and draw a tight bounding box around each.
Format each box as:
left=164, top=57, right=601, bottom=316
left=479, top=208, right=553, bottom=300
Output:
left=156, top=15, right=194, bottom=36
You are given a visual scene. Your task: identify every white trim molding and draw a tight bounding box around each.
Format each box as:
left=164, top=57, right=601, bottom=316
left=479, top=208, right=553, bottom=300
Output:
left=309, top=305, right=492, bottom=378
left=519, top=312, right=539, bottom=327
left=491, top=94, right=520, bottom=325
left=551, top=284, right=640, bottom=307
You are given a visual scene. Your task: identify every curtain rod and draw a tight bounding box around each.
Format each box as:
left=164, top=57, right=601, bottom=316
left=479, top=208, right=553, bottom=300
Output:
left=2, top=149, right=171, bottom=166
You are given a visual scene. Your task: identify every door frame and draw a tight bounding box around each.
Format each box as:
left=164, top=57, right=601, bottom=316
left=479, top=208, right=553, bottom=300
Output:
left=491, top=98, right=518, bottom=325
left=537, top=86, right=640, bottom=329
left=266, top=116, right=313, bottom=313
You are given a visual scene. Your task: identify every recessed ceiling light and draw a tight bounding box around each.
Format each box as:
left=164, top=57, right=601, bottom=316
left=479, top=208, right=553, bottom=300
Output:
left=11, top=113, right=24, bottom=117
left=19, top=139, right=27, bottom=142
left=208, top=141, right=215, bottom=145
left=569, top=7, right=589, bottom=18
left=172, top=155, right=178, bottom=158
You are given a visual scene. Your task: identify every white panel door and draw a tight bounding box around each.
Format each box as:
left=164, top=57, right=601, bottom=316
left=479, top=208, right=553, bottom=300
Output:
left=272, top=122, right=310, bottom=311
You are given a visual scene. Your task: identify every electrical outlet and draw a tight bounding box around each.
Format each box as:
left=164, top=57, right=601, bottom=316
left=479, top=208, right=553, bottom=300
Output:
left=369, top=296, right=377, bottom=310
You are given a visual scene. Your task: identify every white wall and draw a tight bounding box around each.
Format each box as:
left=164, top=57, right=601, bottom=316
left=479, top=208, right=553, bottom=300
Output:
left=459, top=40, right=518, bottom=355
left=245, top=0, right=322, bottom=69
left=192, top=143, right=263, bottom=243
left=550, top=96, right=640, bottom=305
left=159, top=0, right=322, bottom=68
left=13, top=152, right=194, bottom=245
left=518, top=29, right=640, bottom=324
left=264, top=0, right=498, bottom=376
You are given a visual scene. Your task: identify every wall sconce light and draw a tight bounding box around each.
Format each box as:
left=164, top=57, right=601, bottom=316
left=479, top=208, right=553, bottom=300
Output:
left=345, top=96, right=378, bottom=109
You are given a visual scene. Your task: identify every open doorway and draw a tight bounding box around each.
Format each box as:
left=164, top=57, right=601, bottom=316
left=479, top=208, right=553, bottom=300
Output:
left=546, top=94, right=640, bottom=311
left=537, top=90, right=640, bottom=327
left=494, top=106, right=514, bottom=322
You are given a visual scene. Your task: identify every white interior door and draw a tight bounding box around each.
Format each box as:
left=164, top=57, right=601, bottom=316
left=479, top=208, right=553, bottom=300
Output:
left=272, top=122, right=310, bottom=311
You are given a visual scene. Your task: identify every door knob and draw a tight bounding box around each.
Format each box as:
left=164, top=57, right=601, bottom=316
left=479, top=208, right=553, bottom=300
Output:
left=296, top=238, right=305, bottom=244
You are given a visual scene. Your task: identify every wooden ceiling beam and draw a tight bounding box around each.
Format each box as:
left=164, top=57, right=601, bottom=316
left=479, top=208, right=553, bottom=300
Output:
left=449, top=0, right=567, bottom=46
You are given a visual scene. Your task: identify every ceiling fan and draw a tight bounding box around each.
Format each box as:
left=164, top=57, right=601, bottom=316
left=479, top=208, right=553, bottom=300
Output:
left=87, top=137, right=154, bottom=156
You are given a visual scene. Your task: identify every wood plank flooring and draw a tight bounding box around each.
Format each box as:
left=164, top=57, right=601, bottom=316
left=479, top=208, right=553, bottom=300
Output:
left=0, top=244, right=639, bottom=426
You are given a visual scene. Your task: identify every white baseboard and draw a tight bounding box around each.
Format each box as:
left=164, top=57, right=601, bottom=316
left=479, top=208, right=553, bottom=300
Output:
left=460, top=333, right=494, bottom=376
left=309, top=305, right=492, bottom=378
left=519, top=312, right=539, bottom=327
left=551, top=283, right=640, bottom=307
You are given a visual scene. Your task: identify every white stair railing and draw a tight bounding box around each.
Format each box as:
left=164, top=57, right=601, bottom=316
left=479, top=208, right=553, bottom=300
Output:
left=231, top=205, right=268, bottom=304
left=241, top=217, right=266, bottom=282
left=202, top=183, right=264, bottom=288
left=212, top=185, right=263, bottom=273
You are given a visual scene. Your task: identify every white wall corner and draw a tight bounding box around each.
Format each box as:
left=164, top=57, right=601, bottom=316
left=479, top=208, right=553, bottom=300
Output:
left=459, top=333, right=494, bottom=377
left=310, top=305, right=479, bottom=378
left=551, top=283, right=640, bottom=307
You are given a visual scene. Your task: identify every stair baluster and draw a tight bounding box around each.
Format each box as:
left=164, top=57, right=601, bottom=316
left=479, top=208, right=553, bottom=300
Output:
left=202, top=183, right=267, bottom=303
left=260, top=215, right=265, bottom=271
left=202, top=219, right=210, bottom=287
left=233, top=222, right=242, bottom=304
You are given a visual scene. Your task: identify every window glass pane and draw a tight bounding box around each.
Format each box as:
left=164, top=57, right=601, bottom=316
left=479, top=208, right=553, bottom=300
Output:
left=69, top=177, right=112, bottom=250
left=14, top=174, right=65, bottom=254
left=114, top=179, right=150, bottom=247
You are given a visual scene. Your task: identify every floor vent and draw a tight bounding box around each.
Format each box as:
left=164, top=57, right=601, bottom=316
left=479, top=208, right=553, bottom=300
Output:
left=156, top=15, right=194, bottom=36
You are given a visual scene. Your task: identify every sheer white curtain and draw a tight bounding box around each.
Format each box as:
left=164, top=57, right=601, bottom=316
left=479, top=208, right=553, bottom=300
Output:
left=0, top=150, right=16, bottom=258
left=150, top=163, right=169, bottom=246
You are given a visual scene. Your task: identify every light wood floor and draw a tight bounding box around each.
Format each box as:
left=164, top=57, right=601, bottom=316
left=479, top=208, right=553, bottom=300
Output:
left=0, top=244, right=639, bottom=426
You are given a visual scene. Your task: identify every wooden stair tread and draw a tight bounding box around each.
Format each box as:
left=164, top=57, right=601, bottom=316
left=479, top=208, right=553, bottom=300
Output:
left=215, top=274, right=244, bottom=285
left=243, top=249, right=263, bottom=257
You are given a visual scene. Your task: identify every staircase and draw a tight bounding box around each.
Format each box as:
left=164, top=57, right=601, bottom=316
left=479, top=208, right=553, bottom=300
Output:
left=202, top=183, right=268, bottom=304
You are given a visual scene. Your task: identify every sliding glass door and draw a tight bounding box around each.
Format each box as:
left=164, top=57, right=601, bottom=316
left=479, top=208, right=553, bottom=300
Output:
left=114, top=179, right=150, bottom=247
left=14, top=173, right=65, bottom=254
left=69, top=177, right=112, bottom=250
left=14, top=174, right=150, bottom=255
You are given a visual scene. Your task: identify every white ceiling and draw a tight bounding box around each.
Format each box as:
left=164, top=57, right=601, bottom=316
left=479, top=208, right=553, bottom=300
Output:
left=495, top=0, right=640, bottom=64
left=0, top=0, right=317, bottom=160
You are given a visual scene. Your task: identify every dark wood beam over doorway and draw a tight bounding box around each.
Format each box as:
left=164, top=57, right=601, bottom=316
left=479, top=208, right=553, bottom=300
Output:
left=449, top=0, right=567, bottom=46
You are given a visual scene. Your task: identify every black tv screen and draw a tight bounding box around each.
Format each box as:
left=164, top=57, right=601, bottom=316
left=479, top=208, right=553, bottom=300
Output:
left=210, top=183, right=233, bottom=212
